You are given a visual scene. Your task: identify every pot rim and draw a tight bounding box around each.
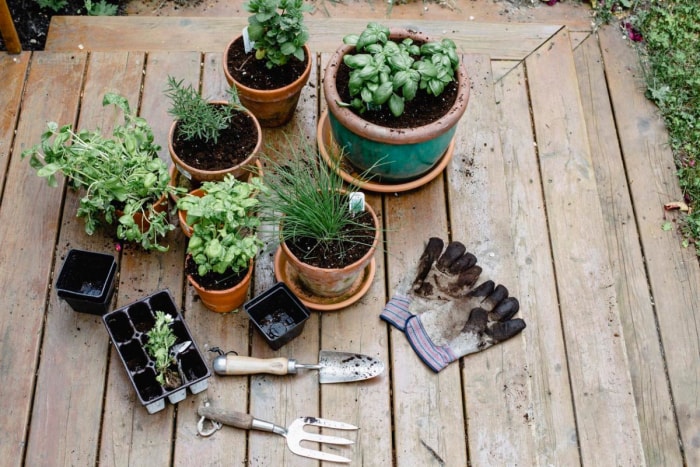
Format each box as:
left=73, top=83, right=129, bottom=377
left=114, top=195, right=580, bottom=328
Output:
left=186, top=257, right=254, bottom=294
left=168, top=101, right=262, bottom=178
left=322, top=28, right=470, bottom=145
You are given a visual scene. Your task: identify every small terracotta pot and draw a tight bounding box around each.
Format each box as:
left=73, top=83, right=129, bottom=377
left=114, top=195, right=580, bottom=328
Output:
left=322, top=28, right=470, bottom=182
left=187, top=259, right=254, bottom=313
left=116, top=193, right=168, bottom=234
left=177, top=188, right=205, bottom=238
left=223, top=38, right=312, bottom=128
left=280, top=202, right=380, bottom=298
left=168, top=101, right=262, bottom=183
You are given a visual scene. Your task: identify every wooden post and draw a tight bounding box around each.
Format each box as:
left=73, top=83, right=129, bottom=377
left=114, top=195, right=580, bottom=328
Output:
left=0, top=0, right=21, bottom=54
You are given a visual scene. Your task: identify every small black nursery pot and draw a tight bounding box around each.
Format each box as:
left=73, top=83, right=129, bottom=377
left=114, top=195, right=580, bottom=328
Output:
left=102, top=290, right=211, bottom=414
left=244, top=282, right=310, bottom=350
left=56, top=249, right=116, bottom=315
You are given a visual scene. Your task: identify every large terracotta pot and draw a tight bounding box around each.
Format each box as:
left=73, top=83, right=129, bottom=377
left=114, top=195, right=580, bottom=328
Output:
left=280, top=202, right=380, bottom=298
left=322, top=28, right=470, bottom=182
left=187, top=259, right=254, bottom=313
left=168, top=101, right=262, bottom=183
left=223, top=37, right=312, bottom=128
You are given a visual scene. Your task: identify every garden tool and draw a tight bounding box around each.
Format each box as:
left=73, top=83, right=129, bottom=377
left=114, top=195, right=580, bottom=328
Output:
left=197, top=404, right=358, bottom=463
left=212, top=350, right=384, bottom=383
left=381, top=237, right=526, bottom=372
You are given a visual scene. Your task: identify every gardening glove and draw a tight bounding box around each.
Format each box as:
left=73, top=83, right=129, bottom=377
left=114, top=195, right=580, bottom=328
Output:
left=380, top=237, right=526, bottom=372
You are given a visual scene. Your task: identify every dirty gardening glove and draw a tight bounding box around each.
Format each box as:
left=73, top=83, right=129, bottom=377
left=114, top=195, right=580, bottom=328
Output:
left=381, top=238, right=526, bottom=372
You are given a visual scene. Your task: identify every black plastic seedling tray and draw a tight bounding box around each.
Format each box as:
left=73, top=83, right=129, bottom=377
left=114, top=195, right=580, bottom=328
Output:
left=102, top=289, right=211, bottom=414
left=56, top=249, right=116, bottom=315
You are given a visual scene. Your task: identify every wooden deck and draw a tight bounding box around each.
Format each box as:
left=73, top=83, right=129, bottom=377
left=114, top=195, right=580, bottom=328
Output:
left=1, top=17, right=699, bottom=466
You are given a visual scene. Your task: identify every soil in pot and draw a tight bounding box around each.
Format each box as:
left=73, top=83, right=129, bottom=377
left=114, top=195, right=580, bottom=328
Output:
left=225, top=36, right=308, bottom=91
left=185, top=255, right=250, bottom=291
left=284, top=209, right=376, bottom=269
left=171, top=113, right=259, bottom=172
left=335, top=61, right=459, bottom=129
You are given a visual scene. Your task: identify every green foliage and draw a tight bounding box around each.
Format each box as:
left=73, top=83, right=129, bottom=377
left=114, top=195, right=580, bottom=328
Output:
left=637, top=1, right=700, bottom=247
left=165, top=76, right=246, bottom=145
left=85, top=0, right=118, bottom=16
left=339, top=22, right=460, bottom=117
left=245, top=0, right=311, bottom=69
left=21, top=93, right=182, bottom=251
left=34, top=0, right=68, bottom=12
left=145, top=311, right=177, bottom=386
left=254, top=134, right=377, bottom=262
left=177, top=175, right=264, bottom=277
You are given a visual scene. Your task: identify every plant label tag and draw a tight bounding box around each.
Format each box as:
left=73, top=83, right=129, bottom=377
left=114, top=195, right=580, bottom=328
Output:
left=242, top=27, right=255, bottom=54
left=349, top=192, right=365, bottom=215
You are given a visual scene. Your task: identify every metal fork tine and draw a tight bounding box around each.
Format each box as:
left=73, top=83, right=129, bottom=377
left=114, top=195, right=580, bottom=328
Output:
left=300, top=432, right=355, bottom=445
left=301, top=417, right=359, bottom=431
left=289, top=446, right=352, bottom=464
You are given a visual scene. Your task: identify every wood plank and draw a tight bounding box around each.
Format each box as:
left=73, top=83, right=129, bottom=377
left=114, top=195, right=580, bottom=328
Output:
left=0, top=51, right=86, bottom=466
left=316, top=52, right=392, bottom=465
left=97, top=51, right=197, bottom=466
left=172, top=51, right=251, bottom=465
left=25, top=51, right=145, bottom=467
left=573, top=34, right=683, bottom=465
left=526, top=28, right=645, bottom=465
left=46, top=16, right=562, bottom=60
left=599, top=25, right=700, bottom=466
left=495, top=61, right=579, bottom=464
left=0, top=52, right=29, bottom=196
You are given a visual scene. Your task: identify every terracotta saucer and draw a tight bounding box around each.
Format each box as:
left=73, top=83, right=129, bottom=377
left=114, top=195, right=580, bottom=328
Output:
left=316, top=109, right=455, bottom=193
left=273, top=247, right=376, bottom=312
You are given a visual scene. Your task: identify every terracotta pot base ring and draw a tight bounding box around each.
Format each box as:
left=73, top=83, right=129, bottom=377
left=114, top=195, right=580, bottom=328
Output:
left=317, top=110, right=455, bottom=193
left=273, top=247, right=376, bottom=312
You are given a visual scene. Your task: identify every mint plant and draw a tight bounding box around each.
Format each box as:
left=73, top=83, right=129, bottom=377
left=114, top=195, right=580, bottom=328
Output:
left=244, top=0, right=310, bottom=69
left=22, top=93, right=183, bottom=251
left=145, top=311, right=179, bottom=387
left=177, top=174, right=264, bottom=277
left=165, top=76, right=246, bottom=145
left=340, top=22, right=460, bottom=117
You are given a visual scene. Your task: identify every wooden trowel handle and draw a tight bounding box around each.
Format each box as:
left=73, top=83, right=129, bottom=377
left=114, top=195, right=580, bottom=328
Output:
left=213, top=355, right=294, bottom=376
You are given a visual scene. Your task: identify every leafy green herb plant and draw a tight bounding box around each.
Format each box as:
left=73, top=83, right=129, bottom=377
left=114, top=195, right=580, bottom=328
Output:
left=34, top=0, right=68, bottom=12
left=254, top=134, right=378, bottom=263
left=339, top=22, right=460, bottom=117
left=177, top=174, right=264, bottom=277
left=244, top=0, right=311, bottom=69
left=85, top=0, right=118, bottom=16
left=165, top=76, right=247, bottom=145
left=145, top=311, right=179, bottom=387
left=22, top=93, right=183, bottom=251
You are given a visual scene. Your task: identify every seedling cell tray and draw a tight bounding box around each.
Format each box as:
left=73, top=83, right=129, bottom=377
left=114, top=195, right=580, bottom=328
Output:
left=102, top=289, right=211, bottom=414
left=56, top=249, right=117, bottom=315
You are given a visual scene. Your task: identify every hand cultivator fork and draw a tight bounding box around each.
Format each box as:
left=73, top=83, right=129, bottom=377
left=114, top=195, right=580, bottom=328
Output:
left=197, top=404, right=358, bottom=463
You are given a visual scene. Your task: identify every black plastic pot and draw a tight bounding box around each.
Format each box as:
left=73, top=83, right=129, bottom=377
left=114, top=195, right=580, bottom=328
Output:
left=244, top=282, right=310, bottom=350
left=56, top=249, right=116, bottom=315
left=102, top=290, right=211, bottom=414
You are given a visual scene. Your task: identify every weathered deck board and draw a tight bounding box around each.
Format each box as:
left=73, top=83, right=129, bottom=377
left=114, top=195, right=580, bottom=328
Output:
left=600, top=26, right=700, bottom=466
left=0, top=52, right=86, bottom=466
left=526, top=28, right=645, bottom=464
left=45, top=16, right=562, bottom=60
left=0, top=53, right=29, bottom=197
left=574, top=34, right=683, bottom=465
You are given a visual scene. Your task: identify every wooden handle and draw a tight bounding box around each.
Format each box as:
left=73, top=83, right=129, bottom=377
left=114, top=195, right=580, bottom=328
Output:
left=215, top=355, right=291, bottom=375
left=197, top=406, right=254, bottom=430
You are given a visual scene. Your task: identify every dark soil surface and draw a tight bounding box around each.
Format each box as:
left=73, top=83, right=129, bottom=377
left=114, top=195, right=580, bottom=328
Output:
left=285, top=210, right=376, bottom=269
left=335, top=60, right=458, bottom=129
left=185, top=254, right=249, bottom=290
left=171, top=110, right=259, bottom=172
left=225, top=35, right=308, bottom=90
left=0, top=0, right=127, bottom=51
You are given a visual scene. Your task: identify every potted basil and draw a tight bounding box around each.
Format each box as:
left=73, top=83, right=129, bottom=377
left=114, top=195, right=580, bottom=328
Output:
left=22, top=93, right=183, bottom=251
left=223, top=0, right=312, bottom=127
left=322, top=22, right=470, bottom=183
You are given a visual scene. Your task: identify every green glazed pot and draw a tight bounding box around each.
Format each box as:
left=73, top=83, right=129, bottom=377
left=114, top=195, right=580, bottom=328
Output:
left=323, top=28, right=470, bottom=183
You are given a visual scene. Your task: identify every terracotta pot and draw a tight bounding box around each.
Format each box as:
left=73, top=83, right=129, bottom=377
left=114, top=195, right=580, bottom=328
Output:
left=168, top=101, right=262, bottom=183
left=280, top=202, right=380, bottom=298
left=322, top=28, right=470, bottom=182
left=116, top=193, right=168, bottom=234
left=168, top=159, right=264, bottom=204
left=223, top=37, right=312, bottom=128
left=177, top=188, right=205, bottom=238
left=187, top=259, right=254, bottom=313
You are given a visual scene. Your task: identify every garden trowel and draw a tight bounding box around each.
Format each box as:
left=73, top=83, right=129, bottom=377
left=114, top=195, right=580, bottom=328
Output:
left=212, top=350, right=384, bottom=384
